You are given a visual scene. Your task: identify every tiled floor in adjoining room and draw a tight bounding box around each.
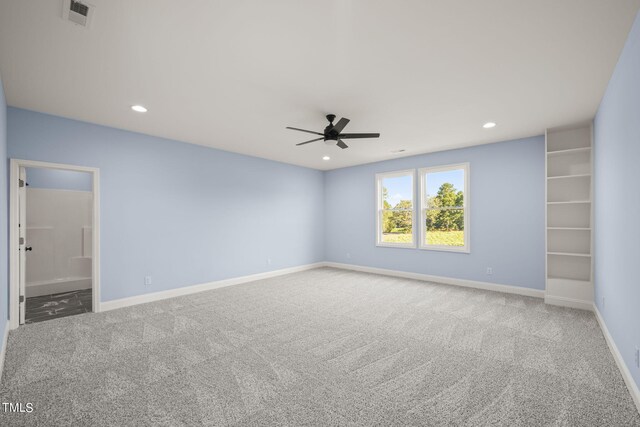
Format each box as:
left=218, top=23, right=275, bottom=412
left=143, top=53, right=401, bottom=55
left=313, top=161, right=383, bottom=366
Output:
left=25, top=289, right=92, bottom=324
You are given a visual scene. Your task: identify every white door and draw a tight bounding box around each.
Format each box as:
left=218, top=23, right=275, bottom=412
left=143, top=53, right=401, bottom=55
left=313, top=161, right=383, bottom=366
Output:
left=18, top=166, right=27, bottom=324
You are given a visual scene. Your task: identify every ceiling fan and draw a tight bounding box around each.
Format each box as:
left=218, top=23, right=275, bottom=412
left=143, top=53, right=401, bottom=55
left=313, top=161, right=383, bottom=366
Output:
left=286, top=114, right=380, bottom=149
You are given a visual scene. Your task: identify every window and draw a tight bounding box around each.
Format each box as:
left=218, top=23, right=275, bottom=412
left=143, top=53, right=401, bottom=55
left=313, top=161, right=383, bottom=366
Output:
left=419, top=163, right=469, bottom=252
left=376, top=170, right=415, bottom=247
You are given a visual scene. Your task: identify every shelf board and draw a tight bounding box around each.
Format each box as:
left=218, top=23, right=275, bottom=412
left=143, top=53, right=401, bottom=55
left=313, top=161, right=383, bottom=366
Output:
left=547, top=173, right=591, bottom=180
left=547, top=227, right=590, bottom=231
left=547, top=251, right=591, bottom=258
left=547, top=276, right=591, bottom=284
left=547, top=200, right=591, bottom=205
left=547, top=147, right=591, bottom=156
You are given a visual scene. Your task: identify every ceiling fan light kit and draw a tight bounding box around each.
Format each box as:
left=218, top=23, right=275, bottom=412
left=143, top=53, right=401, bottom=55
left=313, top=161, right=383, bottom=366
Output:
left=287, top=114, right=380, bottom=150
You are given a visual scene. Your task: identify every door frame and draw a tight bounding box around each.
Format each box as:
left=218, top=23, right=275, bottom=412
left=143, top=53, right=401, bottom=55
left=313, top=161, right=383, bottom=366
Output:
left=9, top=159, right=101, bottom=329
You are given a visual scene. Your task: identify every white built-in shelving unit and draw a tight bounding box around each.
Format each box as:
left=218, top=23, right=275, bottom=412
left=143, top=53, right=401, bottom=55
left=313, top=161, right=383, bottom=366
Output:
left=545, top=124, right=594, bottom=309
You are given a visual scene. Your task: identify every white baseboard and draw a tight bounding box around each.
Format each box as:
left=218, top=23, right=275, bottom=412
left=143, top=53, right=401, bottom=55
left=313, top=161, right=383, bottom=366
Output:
left=325, top=262, right=545, bottom=298
left=101, top=261, right=544, bottom=312
left=0, top=321, right=9, bottom=381
left=593, top=304, right=640, bottom=414
left=544, top=295, right=594, bottom=311
left=100, top=262, right=325, bottom=312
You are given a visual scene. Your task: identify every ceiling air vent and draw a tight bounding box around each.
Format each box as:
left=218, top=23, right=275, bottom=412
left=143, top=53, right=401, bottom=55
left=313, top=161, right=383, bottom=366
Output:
left=62, top=0, right=94, bottom=28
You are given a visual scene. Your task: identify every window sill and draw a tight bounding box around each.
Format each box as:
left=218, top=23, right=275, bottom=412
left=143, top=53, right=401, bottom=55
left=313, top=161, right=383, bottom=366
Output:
left=376, top=243, right=417, bottom=249
left=419, top=245, right=470, bottom=254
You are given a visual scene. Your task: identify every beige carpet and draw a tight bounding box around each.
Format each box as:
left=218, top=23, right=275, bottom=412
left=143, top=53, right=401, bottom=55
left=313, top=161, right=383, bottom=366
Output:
left=1, top=267, right=639, bottom=426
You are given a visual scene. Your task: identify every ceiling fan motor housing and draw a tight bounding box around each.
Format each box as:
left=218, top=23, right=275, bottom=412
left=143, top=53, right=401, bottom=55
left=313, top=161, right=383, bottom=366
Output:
left=324, top=114, right=338, bottom=140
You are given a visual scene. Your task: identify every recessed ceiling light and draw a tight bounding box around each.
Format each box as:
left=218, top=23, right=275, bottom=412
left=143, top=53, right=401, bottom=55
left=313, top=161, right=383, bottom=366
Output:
left=131, top=105, right=148, bottom=113
left=322, top=156, right=330, bottom=161
left=483, top=122, right=496, bottom=129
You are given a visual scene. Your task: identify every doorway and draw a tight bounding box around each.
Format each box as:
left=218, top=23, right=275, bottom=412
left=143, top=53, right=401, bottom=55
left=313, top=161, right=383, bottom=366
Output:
left=9, top=159, right=100, bottom=329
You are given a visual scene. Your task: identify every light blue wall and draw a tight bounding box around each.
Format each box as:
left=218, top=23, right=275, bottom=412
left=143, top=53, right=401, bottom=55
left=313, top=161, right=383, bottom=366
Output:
left=26, top=168, right=92, bottom=191
left=594, top=11, right=640, bottom=391
left=8, top=108, right=324, bottom=302
left=324, top=136, right=545, bottom=290
left=0, top=75, right=7, bottom=351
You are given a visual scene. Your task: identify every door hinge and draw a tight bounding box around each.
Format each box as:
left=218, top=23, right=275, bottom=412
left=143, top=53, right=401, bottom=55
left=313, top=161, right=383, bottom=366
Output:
left=19, top=237, right=24, bottom=245
left=19, top=295, right=25, bottom=303
left=19, top=179, right=24, bottom=188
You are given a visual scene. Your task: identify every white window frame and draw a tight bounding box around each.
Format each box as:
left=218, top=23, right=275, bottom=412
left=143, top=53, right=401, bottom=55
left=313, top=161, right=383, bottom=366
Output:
left=419, top=163, right=470, bottom=253
left=375, top=169, right=416, bottom=248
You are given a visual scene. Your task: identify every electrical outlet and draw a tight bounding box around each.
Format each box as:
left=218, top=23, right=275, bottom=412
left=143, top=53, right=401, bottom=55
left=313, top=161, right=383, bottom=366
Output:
left=486, top=267, right=493, bottom=275
left=346, top=253, right=351, bottom=259
left=267, top=258, right=272, bottom=266
left=635, top=347, right=639, bottom=368
left=144, top=276, right=152, bottom=286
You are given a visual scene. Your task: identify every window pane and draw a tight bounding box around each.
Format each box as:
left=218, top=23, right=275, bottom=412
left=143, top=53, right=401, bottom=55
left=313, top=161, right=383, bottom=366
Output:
left=378, top=171, right=414, bottom=246
left=382, top=211, right=413, bottom=244
left=425, top=169, right=464, bottom=209
left=382, top=175, right=413, bottom=209
left=425, top=208, right=464, bottom=246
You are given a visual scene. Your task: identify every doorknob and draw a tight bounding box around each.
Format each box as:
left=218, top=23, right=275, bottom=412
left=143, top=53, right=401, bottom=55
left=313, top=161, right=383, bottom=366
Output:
left=25, top=246, right=32, bottom=251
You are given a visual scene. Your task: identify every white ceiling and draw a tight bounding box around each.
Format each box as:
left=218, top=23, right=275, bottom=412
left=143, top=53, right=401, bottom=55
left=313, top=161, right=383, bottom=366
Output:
left=1, top=1, right=639, bottom=170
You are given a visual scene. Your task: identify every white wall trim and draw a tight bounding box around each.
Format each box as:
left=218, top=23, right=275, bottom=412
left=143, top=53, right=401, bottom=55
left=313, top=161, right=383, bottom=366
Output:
left=544, top=295, right=593, bottom=311
left=593, top=303, right=640, bottom=414
left=325, top=262, right=545, bottom=298
left=0, top=322, right=9, bottom=381
left=9, top=159, right=101, bottom=329
left=97, top=261, right=547, bottom=312
left=100, top=262, right=325, bottom=312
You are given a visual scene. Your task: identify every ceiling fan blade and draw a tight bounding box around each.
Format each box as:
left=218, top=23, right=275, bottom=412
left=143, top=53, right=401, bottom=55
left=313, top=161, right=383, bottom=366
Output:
left=286, top=127, right=324, bottom=136
left=336, top=139, right=348, bottom=149
left=338, top=133, right=380, bottom=139
left=330, top=117, right=350, bottom=134
left=296, top=137, right=324, bottom=146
